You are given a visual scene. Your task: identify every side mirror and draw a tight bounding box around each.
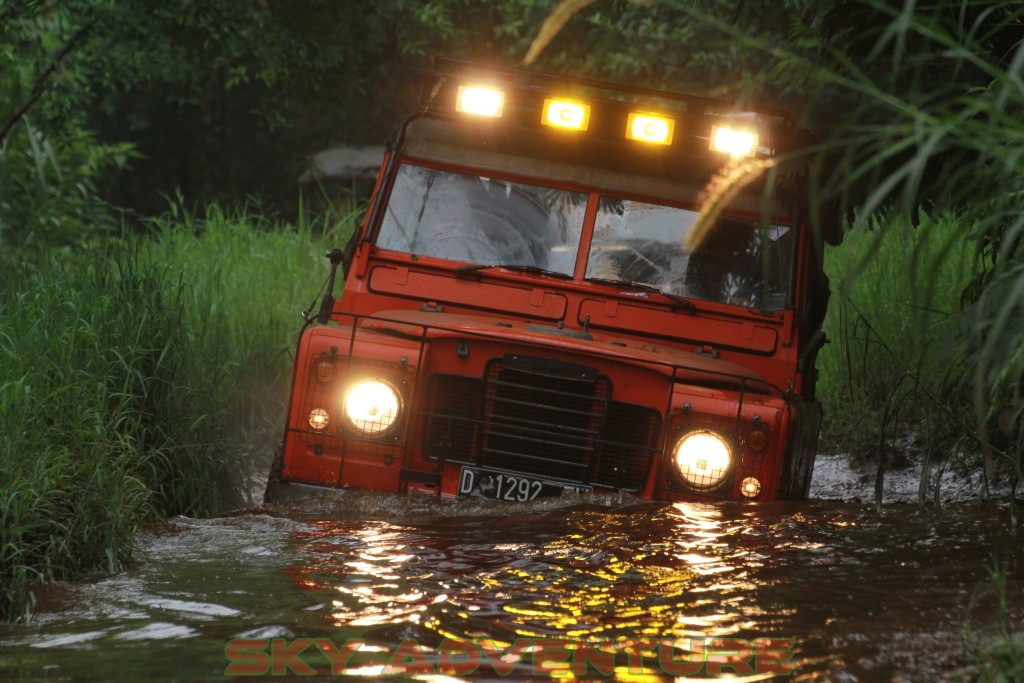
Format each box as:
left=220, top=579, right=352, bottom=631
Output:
left=316, top=248, right=346, bottom=324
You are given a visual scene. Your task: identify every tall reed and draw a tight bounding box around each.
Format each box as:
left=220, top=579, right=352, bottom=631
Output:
left=817, top=210, right=977, bottom=455
left=140, top=203, right=345, bottom=476
left=0, top=204, right=352, bottom=621
left=1, top=252, right=199, bottom=621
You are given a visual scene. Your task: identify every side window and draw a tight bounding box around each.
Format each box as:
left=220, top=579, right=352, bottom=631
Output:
left=685, top=218, right=792, bottom=310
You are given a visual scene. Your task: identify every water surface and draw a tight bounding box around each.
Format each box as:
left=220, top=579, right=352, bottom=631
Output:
left=0, top=491, right=1020, bottom=681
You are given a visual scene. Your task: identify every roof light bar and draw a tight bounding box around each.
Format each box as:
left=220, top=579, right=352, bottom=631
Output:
left=710, top=125, right=759, bottom=157
left=455, top=85, right=505, bottom=118
left=625, top=112, right=675, bottom=146
left=542, top=98, right=591, bottom=131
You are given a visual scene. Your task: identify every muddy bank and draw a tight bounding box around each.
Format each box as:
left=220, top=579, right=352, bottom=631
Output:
left=810, top=451, right=1017, bottom=505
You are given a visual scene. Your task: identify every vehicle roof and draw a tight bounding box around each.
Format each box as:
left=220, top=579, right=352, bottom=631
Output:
left=399, top=116, right=775, bottom=215
left=390, top=58, right=841, bottom=244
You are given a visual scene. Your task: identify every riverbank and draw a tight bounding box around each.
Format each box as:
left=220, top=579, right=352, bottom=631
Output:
left=810, top=451, right=1017, bottom=506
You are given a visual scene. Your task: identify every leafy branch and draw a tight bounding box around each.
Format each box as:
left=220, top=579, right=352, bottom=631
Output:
left=0, top=21, right=94, bottom=145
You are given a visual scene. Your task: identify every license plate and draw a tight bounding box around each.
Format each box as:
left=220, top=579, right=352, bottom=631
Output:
left=457, top=466, right=591, bottom=501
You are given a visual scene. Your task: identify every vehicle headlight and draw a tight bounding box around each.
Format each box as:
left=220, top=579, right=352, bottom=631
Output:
left=672, top=431, right=732, bottom=490
left=343, top=379, right=402, bottom=435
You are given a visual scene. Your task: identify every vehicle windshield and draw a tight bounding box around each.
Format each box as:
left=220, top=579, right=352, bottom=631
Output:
left=377, top=164, right=586, bottom=276
left=376, top=163, right=794, bottom=311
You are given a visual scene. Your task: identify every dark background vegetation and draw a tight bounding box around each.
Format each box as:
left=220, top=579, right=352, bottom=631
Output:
left=1, top=3, right=1021, bottom=668
left=4, top=1, right=1021, bottom=230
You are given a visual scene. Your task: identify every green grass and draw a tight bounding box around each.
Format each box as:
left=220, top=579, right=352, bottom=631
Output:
left=139, top=203, right=346, bottom=479
left=817, top=210, right=977, bottom=456
left=964, top=561, right=1024, bottom=682
left=0, top=204, right=352, bottom=621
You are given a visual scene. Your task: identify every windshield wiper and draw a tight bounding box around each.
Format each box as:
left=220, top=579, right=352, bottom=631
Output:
left=585, top=277, right=697, bottom=314
left=456, top=263, right=573, bottom=279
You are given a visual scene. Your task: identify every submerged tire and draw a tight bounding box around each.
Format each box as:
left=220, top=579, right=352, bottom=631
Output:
left=263, top=443, right=284, bottom=506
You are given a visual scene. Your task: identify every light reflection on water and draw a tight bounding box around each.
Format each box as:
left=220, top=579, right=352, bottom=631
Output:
left=0, top=492, right=1021, bottom=681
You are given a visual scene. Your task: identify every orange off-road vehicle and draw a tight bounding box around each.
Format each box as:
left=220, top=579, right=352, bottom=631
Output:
left=265, top=59, right=836, bottom=504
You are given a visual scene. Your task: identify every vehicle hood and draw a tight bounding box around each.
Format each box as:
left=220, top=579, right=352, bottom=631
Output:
left=362, top=309, right=775, bottom=392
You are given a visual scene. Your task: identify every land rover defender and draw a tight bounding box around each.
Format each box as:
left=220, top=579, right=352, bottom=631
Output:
left=264, top=59, right=836, bottom=504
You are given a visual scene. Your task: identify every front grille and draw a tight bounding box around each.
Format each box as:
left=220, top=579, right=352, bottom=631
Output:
left=481, top=357, right=609, bottom=479
left=424, top=355, right=660, bottom=490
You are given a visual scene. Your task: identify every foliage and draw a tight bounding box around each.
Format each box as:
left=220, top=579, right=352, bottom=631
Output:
left=817, top=211, right=976, bottom=455
left=139, top=200, right=349, bottom=462
left=82, top=0, right=404, bottom=212
left=0, top=0, right=411, bottom=216
left=779, top=0, right=1024, bottom=477
left=0, top=1, right=134, bottom=256
left=965, top=560, right=1024, bottom=681
left=0, top=250, right=210, bottom=621
left=0, top=0, right=851, bottom=218
left=0, top=206, right=346, bottom=621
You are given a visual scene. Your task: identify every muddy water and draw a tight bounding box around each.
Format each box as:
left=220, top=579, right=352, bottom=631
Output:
left=0, top=491, right=1021, bottom=682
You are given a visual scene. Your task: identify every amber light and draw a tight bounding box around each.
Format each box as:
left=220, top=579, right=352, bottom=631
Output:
left=308, top=408, right=330, bottom=431
left=741, top=477, right=762, bottom=498
left=747, top=428, right=768, bottom=451
left=315, top=360, right=337, bottom=383
left=542, top=98, right=591, bottom=130
left=455, top=85, right=505, bottom=118
left=626, top=112, right=675, bottom=145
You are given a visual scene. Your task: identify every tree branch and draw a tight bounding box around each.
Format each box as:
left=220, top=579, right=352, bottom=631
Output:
left=522, top=0, right=599, bottom=66
left=0, top=21, right=93, bottom=144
